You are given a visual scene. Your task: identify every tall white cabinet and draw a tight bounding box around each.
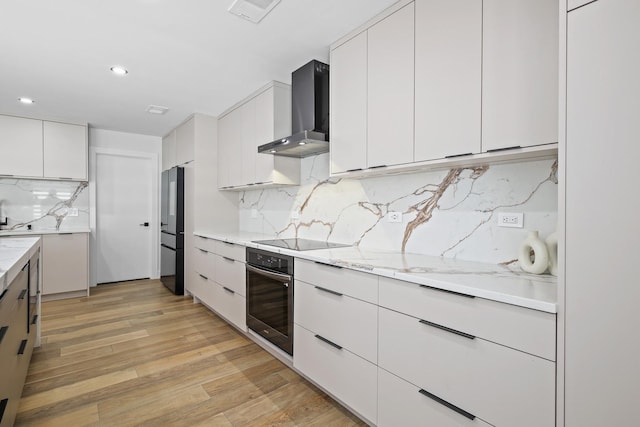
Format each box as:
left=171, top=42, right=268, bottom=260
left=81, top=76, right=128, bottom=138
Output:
left=563, top=0, right=640, bottom=426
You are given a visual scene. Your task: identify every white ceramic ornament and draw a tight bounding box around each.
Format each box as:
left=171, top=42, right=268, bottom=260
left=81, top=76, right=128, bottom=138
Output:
left=518, top=230, right=550, bottom=274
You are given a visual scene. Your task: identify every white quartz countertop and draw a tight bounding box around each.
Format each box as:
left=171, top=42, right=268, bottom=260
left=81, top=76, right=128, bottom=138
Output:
left=0, top=228, right=91, bottom=237
left=0, top=236, right=41, bottom=292
left=194, top=231, right=558, bottom=313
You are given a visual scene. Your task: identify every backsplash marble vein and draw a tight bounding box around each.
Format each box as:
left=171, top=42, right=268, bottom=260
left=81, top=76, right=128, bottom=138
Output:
left=239, top=154, right=558, bottom=264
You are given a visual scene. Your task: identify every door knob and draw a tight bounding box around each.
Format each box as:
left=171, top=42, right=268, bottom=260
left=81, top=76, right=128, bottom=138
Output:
left=140, top=222, right=150, bottom=227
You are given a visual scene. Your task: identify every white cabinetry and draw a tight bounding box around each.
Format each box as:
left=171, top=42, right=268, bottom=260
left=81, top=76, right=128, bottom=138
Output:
left=162, top=130, right=176, bottom=171
left=41, top=233, right=89, bottom=297
left=563, top=1, right=640, bottom=425
left=414, top=0, right=481, bottom=161
left=217, top=82, right=299, bottom=190
left=482, top=0, right=558, bottom=151
left=43, top=121, right=87, bottom=180
left=0, top=115, right=43, bottom=178
left=175, top=116, right=194, bottom=166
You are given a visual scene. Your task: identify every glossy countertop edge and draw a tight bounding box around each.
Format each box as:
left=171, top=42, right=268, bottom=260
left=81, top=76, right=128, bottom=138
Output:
left=194, top=231, right=558, bottom=314
left=0, top=228, right=91, bottom=236
left=0, top=236, right=42, bottom=292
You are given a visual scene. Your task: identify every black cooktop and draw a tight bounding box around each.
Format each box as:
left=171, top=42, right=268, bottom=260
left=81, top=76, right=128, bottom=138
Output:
left=253, top=238, right=350, bottom=251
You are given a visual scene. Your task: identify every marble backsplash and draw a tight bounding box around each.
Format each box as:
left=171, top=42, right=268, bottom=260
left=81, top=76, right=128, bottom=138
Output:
left=239, top=154, right=558, bottom=264
left=0, top=178, right=89, bottom=231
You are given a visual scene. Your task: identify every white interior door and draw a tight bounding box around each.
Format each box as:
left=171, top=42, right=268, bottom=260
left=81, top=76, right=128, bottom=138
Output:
left=96, top=152, right=154, bottom=283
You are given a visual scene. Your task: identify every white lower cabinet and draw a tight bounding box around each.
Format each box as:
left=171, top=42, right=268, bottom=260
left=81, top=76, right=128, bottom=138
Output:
left=293, top=324, right=377, bottom=424
left=42, top=233, right=88, bottom=296
left=378, top=307, right=555, bottom=427
left=378, top=368, right=493, bottom=427
left=214, top=254, right=245, bottom=296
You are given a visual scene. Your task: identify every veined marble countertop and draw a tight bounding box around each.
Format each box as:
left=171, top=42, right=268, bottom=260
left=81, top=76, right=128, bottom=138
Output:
left=0, top=236, right=41, bottom=292
left=194, top=230, right=557, bottom=314
left=0, top=228, right=91, bottom=237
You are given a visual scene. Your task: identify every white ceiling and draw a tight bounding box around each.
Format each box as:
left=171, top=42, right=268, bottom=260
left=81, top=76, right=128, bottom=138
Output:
left=0, top=0, right=397, bottom=137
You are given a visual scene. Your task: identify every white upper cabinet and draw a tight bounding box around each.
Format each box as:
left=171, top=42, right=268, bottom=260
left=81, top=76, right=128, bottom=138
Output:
left=217, top=82, right=298, bottom=190
left=330, top=31, right=368, bottom=174
left=0, top=115, right=43, bottom=178
left=162, top=130, right=176, bottom=171
left=367, top=2, right=415, bottom=168
left=414, top=0, right=481, bottom=161
left=176, top=116, right=195, bottom=166
left=482, top=0, right=559, bottom=151
left=43, top=121, right=87, bottom=180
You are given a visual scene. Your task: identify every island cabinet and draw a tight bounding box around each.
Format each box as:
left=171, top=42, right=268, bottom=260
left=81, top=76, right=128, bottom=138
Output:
left=293, top=259, right=379, bottom=425
left=192, top=236, right=246, bottom=331
left=377, top=277, right=556, bottom=427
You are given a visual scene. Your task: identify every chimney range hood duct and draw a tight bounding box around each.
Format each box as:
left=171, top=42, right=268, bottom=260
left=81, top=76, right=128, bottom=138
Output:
left=258, top=60, right=329, bottom=158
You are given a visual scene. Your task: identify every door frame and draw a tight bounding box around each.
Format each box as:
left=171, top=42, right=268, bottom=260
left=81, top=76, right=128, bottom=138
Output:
left=89, top=147, right=160, bottom=286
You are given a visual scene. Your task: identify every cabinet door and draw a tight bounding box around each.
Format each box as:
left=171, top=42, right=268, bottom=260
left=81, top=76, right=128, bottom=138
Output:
left=42, top=234, right=88, bottom=295
left=217, top=114, right=232, bottom=188
left=43, top=121, right=87, bottom=180
left=565, top=1, right=640, bottom=425
left=482, top=0, right=558, bottom=151
left=330, top=32, right=368, bottom=174
left=414, top=0, right=481, bottom=161
left=0, top=115, right=43, bottom=178
left=226, top=109, right=244, bottom=188
left=240, top=100, right=257, bottom=186
left=254, top=88, right=276, bottom=184
left=367, top=3, right=414, bottom=168
left=176, top=116, right=194, bottom=165
left=162, top=130, right=176, bottom=171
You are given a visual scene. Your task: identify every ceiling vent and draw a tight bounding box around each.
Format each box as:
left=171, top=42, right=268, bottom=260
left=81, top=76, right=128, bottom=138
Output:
left=146, top=105, right=169, bottom=115
left=228, top=0, right=281, bottom=23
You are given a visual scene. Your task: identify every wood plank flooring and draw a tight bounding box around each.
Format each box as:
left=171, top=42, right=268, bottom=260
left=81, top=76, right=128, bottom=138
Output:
left=15, top=279, right=366, bottom=426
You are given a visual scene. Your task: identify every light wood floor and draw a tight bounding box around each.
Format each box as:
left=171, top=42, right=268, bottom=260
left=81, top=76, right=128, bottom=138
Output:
left=15, top=279, right=366, bottom=426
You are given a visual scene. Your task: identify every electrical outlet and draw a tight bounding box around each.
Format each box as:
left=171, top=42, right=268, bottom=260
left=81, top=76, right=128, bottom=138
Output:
left=388, top=211, right=402, bottom=223
left=68, top=208, right=79, bottom=217
left=497, top=212, right=523, bottom=228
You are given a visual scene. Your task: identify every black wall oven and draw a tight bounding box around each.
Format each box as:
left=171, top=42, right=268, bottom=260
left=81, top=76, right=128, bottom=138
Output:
left=246, top=247, right=294, bottom=355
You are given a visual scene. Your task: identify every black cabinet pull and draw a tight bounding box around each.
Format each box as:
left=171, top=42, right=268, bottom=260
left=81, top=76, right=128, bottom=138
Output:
left=368, top=164, right=387, bottom=169
left=222, top=286, right=235, bottom=295
left=198, top=274, right=208, bottom=280
left=486, top=145, right=521, bottom=153
left=314, top=286, right=343, bottom=297
left=18, top=289, right=27, bottom=300
left=199, top=249, right=208, bottom=254
left=32, top=314, right=38, bottom=325
left=419, top=319, right=475, bottom=340
left=418, top=284, right=475, bottom=299
left=418, top=389, right=475, bottom=420
left=223, top=241, right=234, bottom=246
left=445, top=152, right=473, bottom=159
left=17, top=339, right=28, bottom=355
left=314, top=261, right=343, bottom=269
left=314, top=334, right=342, bottom=350
left=0, top=398, right=8, bottom=423
left=346, top=168, right=363, bottom=172
left=0, top=289, right=7, bottom=302
left=222, top=256, right=235, bottom=262
left=0, top=326, right=7, bottom=345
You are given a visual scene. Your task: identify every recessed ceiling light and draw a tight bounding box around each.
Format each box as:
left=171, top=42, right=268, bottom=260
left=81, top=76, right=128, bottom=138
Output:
left=110, top=66, right=128, bottom=76
left=18, top=97, right=34, bottom=104
left=228, top=0, right=281, bottom=23
left=146, top=105, right=169, bottom=115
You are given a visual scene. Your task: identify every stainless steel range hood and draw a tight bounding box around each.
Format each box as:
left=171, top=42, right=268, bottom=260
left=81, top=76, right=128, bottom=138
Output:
left=258, top=60, right=329, bottom=158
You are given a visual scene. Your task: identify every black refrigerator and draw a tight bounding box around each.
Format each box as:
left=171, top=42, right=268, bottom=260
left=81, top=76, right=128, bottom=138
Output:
left=160, top=166, right=184, bottom=295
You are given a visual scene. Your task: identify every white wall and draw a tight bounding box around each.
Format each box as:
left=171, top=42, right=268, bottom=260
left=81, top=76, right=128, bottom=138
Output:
left=88, top=128, right=162, bottom=286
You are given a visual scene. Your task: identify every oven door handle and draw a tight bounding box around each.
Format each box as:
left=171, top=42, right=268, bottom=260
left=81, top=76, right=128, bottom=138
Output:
left=246, top=264, right=292, bottom=283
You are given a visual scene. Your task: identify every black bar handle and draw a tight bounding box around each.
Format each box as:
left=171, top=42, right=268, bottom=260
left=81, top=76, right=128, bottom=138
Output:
left=199, top=249, right=208, bottom=254
left=419, top=319, right=476, bottom=340
left=58, top=232, right=73, bottom=235
left=486, top=145, right=522, bottom=153
left=445, top=152, right=473, bottom=159
left=223, top=286, right=235, bottom=294
left=198, top=274, right=208, bottom=281
left=222, top=256, right=235, bottom=263
left=0, top=289, right=7, bottom=302
left=18, top=289, right=27, bottom=300
left=418, top=389, right=476, bottom=420
left=314, top=286, right=343, bottom=297
left=0, top=326, right=8, bottom=345
left=32, top=314, right=38, bottom=325
left=346, top=168, right=363, bottom=172
left=418, top=284, right=475, bottom=299
left=315, top=334, right=342, bottom=350
left=223, top=241, right=234, bottom=246
left=0, top=398, right=8, bottom=421
left=314, top=261, right=343, bottom=269
left=17, top=339, right=28, bottom=355
left=368, top=164, right=387, bottom=169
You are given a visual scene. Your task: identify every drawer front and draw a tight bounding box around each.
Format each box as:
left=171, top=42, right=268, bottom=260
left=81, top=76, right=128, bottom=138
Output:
left=379, top=307, right=555, bottom=427
left=190, top=271, right=211, bottom=304
left=379, top=277, right=556, bottom=360
left=378, top=368, right=493, bottom=427
left=194, top=235, right=216, bottom=252
left=295, top=259, right=378, bottom=304
left=0, top=274, right=25, bottom=316
left=214, top=240, right=245, bottom=262
left=209, top=282, right=246, bottom=332
left=214, top=255, right=246, bottom=296
left=295, top=280, right=377, bottom=363
left=293, top=324, right=377, bottom=424
left=193, top=248, right=215, bottom=281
